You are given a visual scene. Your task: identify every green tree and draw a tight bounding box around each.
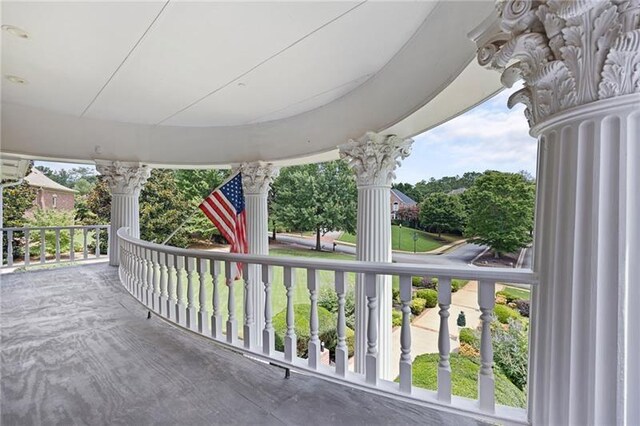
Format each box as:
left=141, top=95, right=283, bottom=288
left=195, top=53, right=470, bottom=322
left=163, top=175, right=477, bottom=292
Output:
left=86, top=177, right=111, bottom=223
left=139, top=169, right=192, bottom=247
left=271, top=161, right=357, bottom=250
left=463, top=171, right=535, bottom=257
left=419, top=192, right=465, bottom=237
left=174, top=169, right=229, bottom=241
left=2, top=181, right=37, bottom=228
left=73, top=178, right=94, bottom=195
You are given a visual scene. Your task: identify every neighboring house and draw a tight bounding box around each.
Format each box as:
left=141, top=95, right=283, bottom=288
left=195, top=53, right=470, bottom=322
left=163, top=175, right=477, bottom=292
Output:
left=390, top=188, right=417, bottom=220
left=24, top=168, right=77, bottom=212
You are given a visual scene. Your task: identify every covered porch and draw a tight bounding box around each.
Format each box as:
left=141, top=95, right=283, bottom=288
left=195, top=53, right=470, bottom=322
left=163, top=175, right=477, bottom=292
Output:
left=1, top=263, right=483, bottom=425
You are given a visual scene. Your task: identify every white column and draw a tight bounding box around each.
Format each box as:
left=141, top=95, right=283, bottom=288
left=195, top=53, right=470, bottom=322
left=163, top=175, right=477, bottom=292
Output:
left=96, top=161, right=150, bottom=266
left=476, top=1, right=639, bottom=424
left=237, top=162, right=279, bottom=348
left=340, top=132, right=413, bottom=380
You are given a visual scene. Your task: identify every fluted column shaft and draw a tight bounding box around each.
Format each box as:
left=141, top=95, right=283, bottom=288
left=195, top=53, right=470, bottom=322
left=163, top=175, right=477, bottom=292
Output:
left=529, top=96, right=639, bottom=425
left=238, top=162, right=279, bottom=348
left=340, top=132, right=412, bottom=380
left=96, top=161, right=150, bottom=266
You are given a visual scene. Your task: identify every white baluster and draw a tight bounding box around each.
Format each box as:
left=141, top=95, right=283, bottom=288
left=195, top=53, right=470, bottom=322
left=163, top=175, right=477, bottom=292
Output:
left=284, top=267, right=296, bottom=362
left=6, top=230, right=13, bottom=267
left=365, top=273, right=378, bottom=385
left=243, top=263, right=254, bottom=349
left=55, top=229, right=60, bottom=262
left=308, top=268, right=320, bottom=369
left=69, top=228, right=74, bottom=262
left=478, top=280, right=496, bottom=412
left=226, top=261, right=237, bottom=344
left=335, top=271, right=348, bottom=377
left=95, top=227, right=101, bottom=257
left=262, top=264, right=274, bottom=355
left=136, top=245, right=144, bottom=300
left=152, top=251, right=160, bottom=311
left=159, top=252, right=168, bottom=317
left=24, top=229, right=30, bottom=266
left=210, top=260, right=222, bottom=339
left=40, top=229, right=46, bottom=264
left=167, top=253, right=177, bottom=321
left=176, top=256, right=186, bottom=326
left=185, top=256, right=197, bottom=331
left=197, top=258, right=210, bottom=335
left=83, top=228, right=88, bottom=260
left=399, top=275, right=412, bottom=394
left=437, top=277, right=452, bottom=402
left=145, top=248, right=153, bottom=307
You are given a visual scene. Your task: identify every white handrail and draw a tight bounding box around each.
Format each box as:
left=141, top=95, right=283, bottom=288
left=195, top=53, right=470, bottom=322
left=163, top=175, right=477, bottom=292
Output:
left=2, top=225, right=110, bottom=269
left=116, top=227, right=534, bottom=425
left=117, top=228, right=536, bottom=284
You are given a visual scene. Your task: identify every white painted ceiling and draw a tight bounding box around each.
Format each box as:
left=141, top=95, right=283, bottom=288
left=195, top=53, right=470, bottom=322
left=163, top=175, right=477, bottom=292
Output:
left=2, top=1, right=435, bottom=127
left=1, top=1, right=501, bottom=167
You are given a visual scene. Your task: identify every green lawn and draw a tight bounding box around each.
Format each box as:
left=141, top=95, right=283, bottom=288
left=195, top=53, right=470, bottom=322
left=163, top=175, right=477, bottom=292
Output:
left=338, top=225, right=459, bottom=252
left=498, top=286, right=531, bottom=301
left=408, top=353, right=527, bottom=408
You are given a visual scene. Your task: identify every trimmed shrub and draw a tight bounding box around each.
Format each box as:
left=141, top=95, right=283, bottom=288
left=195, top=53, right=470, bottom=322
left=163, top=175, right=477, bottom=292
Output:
left=273, top=304, right=335, bottom=358
left=415, top=289, right=438, bottom=308
left=392, top=310, right=403, bottom=327
left=412, top=276, right=423, bottom=287
left=318, top=286, right=339, bottom=313
left=392, top=288, right=400, bottom=304
left=459, top=327, right=479, bottom=349
left=459, top=342, right=480, bottom=358
left=345, top=327, right=355, bottom=358
left=492, top=318, right=528, bottom=390
left=515, top=299, right=530, bottom=317
left=494, top=304, right=520, bottom=324
left=317, top=285, right=356, bottom=330
left=410, top=298, right=427, bottom=315
left=495, top=294, right=508, bottom=305
left=451, top=279, right=468, bottom=292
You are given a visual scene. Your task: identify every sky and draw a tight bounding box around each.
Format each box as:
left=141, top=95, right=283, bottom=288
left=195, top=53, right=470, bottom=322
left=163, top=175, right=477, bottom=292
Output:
left=394, top=85, right=537, bottom=184
left=35, top=86, right=537, bottom=184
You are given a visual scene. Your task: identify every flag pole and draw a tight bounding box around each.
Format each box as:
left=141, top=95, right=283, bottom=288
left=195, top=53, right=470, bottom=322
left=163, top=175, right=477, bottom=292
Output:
left=160, top=170, right=242, bottom=246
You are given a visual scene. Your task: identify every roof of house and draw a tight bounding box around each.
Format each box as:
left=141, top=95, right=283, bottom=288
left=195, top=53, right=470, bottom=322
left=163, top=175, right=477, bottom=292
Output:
left=24, top=168, right=78, bottom=193
left=390, top=189, right=417, bottom=206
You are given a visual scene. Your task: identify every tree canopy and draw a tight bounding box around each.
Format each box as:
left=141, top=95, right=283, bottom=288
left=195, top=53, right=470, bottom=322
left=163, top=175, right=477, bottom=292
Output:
left=419, top=192, right=466, bottom=237
left=271, top=161, right=357, bottom=250
left=463, top=171, right=535, bottom=256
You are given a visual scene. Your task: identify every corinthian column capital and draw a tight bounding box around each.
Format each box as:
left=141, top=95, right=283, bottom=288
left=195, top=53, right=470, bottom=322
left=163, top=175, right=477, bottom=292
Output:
left=236, top=162, right=280, bottom=195
left=96, top=161, right=151, bottom=195
left=339, top=131, right=413, bottom=187
left=474, top=0, right=640, bottom=128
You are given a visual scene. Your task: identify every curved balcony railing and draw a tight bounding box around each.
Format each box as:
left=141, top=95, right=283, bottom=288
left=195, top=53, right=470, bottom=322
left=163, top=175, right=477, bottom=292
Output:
left=117, top=227, right=536, bottom=425
left=1, top=225, right=110, bottom=270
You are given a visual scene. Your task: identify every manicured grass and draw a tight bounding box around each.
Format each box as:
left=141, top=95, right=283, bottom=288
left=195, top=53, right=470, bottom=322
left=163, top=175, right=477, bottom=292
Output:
left=269, top=247, right=354, bottom=261
left=498, top=286, right=531, bottom=301
left=408, top=353, right=527, bottom=408
left=338, top=225, right=459, bottom=252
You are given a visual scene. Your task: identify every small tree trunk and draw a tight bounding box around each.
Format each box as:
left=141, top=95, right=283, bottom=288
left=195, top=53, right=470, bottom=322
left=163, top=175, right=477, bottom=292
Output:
left=272, top=220, right=276, bottom=241
left=315, top=227, right=321, bottom=251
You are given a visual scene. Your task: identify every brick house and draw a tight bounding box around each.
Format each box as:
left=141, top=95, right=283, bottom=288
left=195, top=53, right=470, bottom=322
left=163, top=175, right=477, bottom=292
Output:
left=25, top=168, right=77, bottom=211
left=390, top=188, right=416, bottom=220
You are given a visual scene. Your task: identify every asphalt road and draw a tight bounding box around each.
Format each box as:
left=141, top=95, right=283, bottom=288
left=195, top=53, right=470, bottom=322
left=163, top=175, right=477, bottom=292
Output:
left=273, top=234, right=534, bottom=268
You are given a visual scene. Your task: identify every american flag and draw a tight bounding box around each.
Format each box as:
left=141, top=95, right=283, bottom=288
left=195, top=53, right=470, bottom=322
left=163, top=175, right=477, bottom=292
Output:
left=198, top=172, right=248, bottom=279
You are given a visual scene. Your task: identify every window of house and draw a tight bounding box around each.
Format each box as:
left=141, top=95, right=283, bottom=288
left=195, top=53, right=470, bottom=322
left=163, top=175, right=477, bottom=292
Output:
left=393, top=201, right=399, bottom=211
left=52, top=194, right=57, bottom=208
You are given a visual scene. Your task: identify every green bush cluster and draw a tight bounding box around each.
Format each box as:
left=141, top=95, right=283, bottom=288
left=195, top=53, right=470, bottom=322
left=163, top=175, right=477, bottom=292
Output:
left=492, top=318, right=528, bottom=390
left=459, top=327, right=479, bottom=348
left=317, top=285, right=356, bottom=329
left=392, top=310, right=403, bottom=327
left=451, top=279, right=469, bottom=292
left=410, top=298, right=427, bottom=315
left=415, top=289, right=438, bottom=308
left=494, top=304, right=520, bottom=324
left=273, top=304, right=335, bottom=358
